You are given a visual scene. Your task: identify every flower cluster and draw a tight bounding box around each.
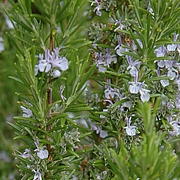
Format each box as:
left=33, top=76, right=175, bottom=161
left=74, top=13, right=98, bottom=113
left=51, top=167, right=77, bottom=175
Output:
left=35, top=48, right=68, bottom=78
left=91, top=0, right=117, bottom=16
left=94, top=48, right=117, bottom=72
left=19, top=138, right=48, bottom=180
left=88, top=119, right=108, bottom=138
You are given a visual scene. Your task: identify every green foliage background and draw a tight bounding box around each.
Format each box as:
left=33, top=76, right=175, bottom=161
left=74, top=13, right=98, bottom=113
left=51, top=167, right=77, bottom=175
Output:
left=0, top=0, right=91, bottom=179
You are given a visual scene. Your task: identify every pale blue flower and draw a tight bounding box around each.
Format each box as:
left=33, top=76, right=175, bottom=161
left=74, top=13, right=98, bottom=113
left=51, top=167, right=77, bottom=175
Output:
left=156, top=68, right=169, bottom=87
left=4, top=15, right=14, bottom=29
left=129, top=81, right=141, bottom=94
left=38, top=52, right=51, bottom=72
left=126, top=55, right=141, bottom=77
left=21, top=149, right=32, bottom=159
left=140, top=88, right=150, bottom=102
left=36, top=48, right=68, bottom=76
left=20, top=106, right=33, bottom=118
left=114, top=20, right=124, bottom=32
left=167, top=68, right=177, bottom=80
left=91, top=0, right=102, bottom=16
left=95, top=49, right=116, bottom=72
left=169, top=121, right=180, bottom=136
left=160, top=79, right=169, bottom=87
left=175, top=93, right=180, bottom=109
left=51, top=69, right=61, bottom=78
left=87, top=119, right=108, bottom=138
left=115, top=35, right=128, bottom=56
left=105, top=48, right=117, bottom=64
left=104, top=86, right=115, bottom=99
left=33, top=170, right=42, bottom=180
left=167, top=33, right=179, bottom=52
left=155, top=60, right=165, bottom=68
left=124, top=117, right=136, bottom=136
left=164, top=60, right=177, bottom=69
left=115, top=46, right=128, bottom=56
left=121, top=101, right=132, bottom=110
left=97, top=127, right=108, bottom=138
left=154, top=46, right=167, bottom=57
left=34, top=138, right=48, bottom=159
left=0, top=37, right=4, bottom=52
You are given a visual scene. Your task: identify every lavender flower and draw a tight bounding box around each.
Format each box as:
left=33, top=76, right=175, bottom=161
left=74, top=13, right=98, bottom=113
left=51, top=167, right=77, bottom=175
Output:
left=104, top=86, right=115, bottom=99
left=51, top=69, right=61, bottom=78
left=21, top=149, right=32, bottom=159
left=38, top=51, right=51, bottom=73
left=155, top=60, right=165, bottom=68
left=129, top=81, right=141, bottom=94
left=33, top=170, right=42, bottom=180
left=156, top=68, right=169, bottom=87
left=87, top=119, right=108, bottom=138
left=114, top=20, right=124, bottom=32
left=36, top=48, right=68, bottom=77
left=34, top=138, right=48, bottom=159
left=167, top=33, right=179, bottom=52
left=160, top=78, right=169, bottom=87
left=91, top=0, right=102, bottom=16
left=115, top=35, right=128, bottom=56
left=126, top=55, right=141, bottom=77
left=105, top=48, right=117, bottom=65
left=95, top=49, right=117, bottom=72
left=129, top=79, right=150, bottom=102
left=124, top=117, right=136, bottom=136
left=0, top=36, right=5, bottom=52
left=175, top=93, right=180, bottom=109
left=154, top=46, right=167, bottom=57
left=20, top=106, right=33, bottom=118
left=169, top=121, right=180, bottom=136
left=139, top=88, right=150, bottom=102
left=51, top=48, right=68, bottom=71
left=0, top=37, right=4, bottom=52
